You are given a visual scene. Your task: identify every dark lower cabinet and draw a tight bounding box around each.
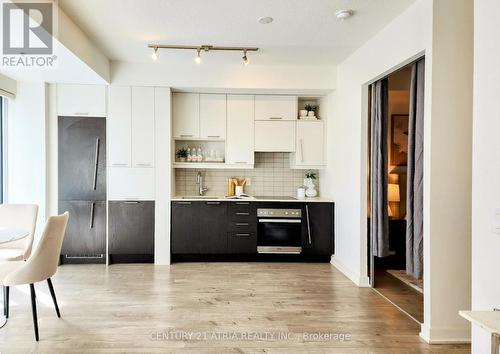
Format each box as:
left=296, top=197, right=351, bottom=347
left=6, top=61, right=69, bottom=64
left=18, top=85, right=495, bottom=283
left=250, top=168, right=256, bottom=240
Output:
left=228, top=232, right=257, bottom=253
left=171, top=201, right=200, bottom=253
left=109, top=201, right=155, bottom=263
left=170, top=201, right=333, bottom=259
left=60, top=200, right=106, bottom=263
left=198, top=201, right=227, bottom=254
left=302, top=202, right=334, bottom=256
left=171, top=201, right=228, bottom=254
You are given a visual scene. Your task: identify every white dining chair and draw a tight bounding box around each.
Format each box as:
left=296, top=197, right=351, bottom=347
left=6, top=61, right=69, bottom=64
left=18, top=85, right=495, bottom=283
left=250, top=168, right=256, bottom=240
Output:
left=0, top=212, right=69, bottom=341
left=0, top=204, right=38, bottom=261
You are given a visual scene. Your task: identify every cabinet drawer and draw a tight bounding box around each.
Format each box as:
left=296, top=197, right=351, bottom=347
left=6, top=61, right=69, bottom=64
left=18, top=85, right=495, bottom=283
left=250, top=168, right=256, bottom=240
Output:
left=228, top=202, right=256, bottom=220
left=227, top=220, right=257, bottom=232
left=228, top=232, right=257, bottom=254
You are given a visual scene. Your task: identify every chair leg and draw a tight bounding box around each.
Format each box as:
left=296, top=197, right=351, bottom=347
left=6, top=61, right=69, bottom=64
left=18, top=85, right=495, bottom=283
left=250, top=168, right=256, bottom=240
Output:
left=29, top=284, right=39, bottom=341
left=46, top=278, right=61, bottom=318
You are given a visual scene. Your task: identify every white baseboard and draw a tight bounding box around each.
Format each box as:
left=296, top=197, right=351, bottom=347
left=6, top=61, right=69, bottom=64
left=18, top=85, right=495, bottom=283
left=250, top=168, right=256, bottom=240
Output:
left=330, top=256, right=370, bottom=287
left=420, top=323, right=471, bottom=344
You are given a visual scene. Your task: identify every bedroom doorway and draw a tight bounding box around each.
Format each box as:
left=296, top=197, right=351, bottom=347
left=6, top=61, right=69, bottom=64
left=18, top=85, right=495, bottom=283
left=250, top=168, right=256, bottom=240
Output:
left=367, top=58, right=425, bottom=323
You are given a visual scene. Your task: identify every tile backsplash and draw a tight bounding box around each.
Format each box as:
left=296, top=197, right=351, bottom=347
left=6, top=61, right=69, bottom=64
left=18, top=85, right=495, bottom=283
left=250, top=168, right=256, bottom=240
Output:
left=175, top=152, right=319, bottom=197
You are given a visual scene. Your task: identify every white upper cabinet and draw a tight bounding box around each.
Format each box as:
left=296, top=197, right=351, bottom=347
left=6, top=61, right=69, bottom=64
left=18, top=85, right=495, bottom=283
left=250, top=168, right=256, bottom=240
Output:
left=200, top=94, right=226, bottom=139
left=226, top=95, right=254, bottom=166
left=108, top=86, right=156, bottom=168
left=108, top=86, right=132, bottom=167
left=172, top=93, right=199, bottom=138
left=57, top=84, right=106, bottom=117
left=255, top=121, right=296, bottom=152
left=254, top=95, right=298, bottom=121
left=294, top=120, right=325, bottom=167
left=131, top=87, right=155, bottom=167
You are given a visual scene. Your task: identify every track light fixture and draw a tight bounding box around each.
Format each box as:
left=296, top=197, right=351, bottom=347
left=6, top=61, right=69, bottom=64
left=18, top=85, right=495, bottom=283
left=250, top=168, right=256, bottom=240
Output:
left=242, top=50, right=249, bottom=65
left=148, top=44, right=258, bottom=64
left=195, top=48, right=202, bottom=64
left=151, top=46, right=159, bottom=61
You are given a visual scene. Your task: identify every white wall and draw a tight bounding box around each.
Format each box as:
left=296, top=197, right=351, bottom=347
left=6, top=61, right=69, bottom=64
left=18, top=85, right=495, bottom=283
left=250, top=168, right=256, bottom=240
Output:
left=6, top=81, right=48, bottom=242
left=154, top=87, right=171, bottom=265
left=422, top=0, right=473, bottom=343
left=321, top=0, right=433, bottom=287
left=111, top=61, right=336, bottom=91
left=471, top=0, right=500, bottom=352
left=321, top=0, right=473, bottom=343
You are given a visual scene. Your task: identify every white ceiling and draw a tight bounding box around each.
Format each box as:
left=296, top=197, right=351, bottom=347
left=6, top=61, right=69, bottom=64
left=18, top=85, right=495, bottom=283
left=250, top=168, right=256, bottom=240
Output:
left=58, top=0, right=415, bottom=66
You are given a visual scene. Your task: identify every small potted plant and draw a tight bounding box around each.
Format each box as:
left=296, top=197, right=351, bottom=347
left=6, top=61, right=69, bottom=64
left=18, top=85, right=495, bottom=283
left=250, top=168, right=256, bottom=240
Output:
left=304, top=171, right=318, bottom=197
left=176, top=147, right=188, bottom=162
left=304, top=104, right=317, bottom=118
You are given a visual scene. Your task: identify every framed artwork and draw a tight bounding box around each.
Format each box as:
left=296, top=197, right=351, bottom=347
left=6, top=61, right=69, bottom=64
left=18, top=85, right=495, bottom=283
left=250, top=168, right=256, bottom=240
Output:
left=391, top=114, right=409, bottom=167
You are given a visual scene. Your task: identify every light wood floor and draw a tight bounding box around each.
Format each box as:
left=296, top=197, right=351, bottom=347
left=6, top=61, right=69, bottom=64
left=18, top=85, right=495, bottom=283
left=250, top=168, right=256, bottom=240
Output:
left=0, top=263, right=469, bottom=353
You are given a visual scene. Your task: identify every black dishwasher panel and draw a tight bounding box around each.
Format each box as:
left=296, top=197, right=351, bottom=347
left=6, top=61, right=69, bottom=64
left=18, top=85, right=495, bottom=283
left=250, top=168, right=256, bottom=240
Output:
left=109, top=201, right=155, bottom=263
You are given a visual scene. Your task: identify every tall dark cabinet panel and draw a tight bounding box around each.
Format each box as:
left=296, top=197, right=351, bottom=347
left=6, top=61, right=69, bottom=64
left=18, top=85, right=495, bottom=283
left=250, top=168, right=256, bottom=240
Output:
left=302, top=202, right=334, bottom=256
left=58, top=117, right=106, bottom=263
left=109, top=201, right=155, bottom=263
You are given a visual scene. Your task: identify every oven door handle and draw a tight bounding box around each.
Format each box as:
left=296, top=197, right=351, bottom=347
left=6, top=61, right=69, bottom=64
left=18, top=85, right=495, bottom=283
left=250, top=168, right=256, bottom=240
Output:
left=258, top=219, right=301, bottom=223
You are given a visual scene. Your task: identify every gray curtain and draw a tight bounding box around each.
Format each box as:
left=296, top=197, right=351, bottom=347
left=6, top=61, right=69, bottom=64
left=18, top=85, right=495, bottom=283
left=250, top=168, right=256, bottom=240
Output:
left=406, top=59, right=425, bottom=279
left=370, top=79, right=390, bottom=258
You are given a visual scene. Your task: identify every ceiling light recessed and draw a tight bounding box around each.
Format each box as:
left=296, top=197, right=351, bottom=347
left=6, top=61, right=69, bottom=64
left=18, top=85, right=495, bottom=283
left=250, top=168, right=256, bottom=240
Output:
left=335, top=9, right=354, bottom=20
left=258, top=16, right=273, bottom=24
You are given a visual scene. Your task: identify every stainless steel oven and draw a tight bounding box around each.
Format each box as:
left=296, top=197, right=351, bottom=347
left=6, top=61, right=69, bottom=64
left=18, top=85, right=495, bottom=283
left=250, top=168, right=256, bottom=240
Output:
left=257, top=208, right=302, bottom=254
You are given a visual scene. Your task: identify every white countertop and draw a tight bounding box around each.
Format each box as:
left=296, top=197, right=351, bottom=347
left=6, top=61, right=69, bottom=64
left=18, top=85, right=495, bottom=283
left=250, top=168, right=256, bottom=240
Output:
left=171, top=196, right=334, bottom=203
left=459, top=311, right=500, bottom=334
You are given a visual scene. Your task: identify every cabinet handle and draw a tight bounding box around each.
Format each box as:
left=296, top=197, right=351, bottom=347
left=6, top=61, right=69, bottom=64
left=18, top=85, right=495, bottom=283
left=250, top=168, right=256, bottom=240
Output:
left=206, top=201, right=221, bottom=205
left=300, top=138, right=304, bottom=163
left=236, top=202, right=250, bottom=205
left=236, top=223, right=249, bottom=226
left=180, top=134, right=193, bottom=138
left=123, top=201, right=139, bottom=204
left=135, top=163, right=152, bottom=167
left=236, top=212, right=250, bottom=216
left=112, top=163, right=128, bottom=166
left=235, top=233, right=250, bottom=237
left=234, top=161, right=248, bottom=164
left=89, top=202, right=95, bottom=229
left=269, top=117, right=283, bottom=120
left=176, top=201, right=192, bottom=205
left=92, top=138, right=100, bottom=190
left=207, top=135, right=220, bottom=138
left=306, top=204, right=312, bottom=245
left=75, top=112, right=89, bottom=116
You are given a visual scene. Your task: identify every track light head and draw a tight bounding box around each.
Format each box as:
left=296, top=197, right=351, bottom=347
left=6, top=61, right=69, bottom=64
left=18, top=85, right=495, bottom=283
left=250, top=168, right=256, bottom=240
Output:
left=242, top=50, right=249, bottom=65
left=195, top=49, right=202, bottom=64
left=151, top=47, right=159, bottom=61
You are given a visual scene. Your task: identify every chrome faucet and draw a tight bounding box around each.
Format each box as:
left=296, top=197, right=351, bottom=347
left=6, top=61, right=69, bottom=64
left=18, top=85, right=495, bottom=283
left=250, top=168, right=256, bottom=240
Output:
left=196, top=171, right=208, bottom=196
